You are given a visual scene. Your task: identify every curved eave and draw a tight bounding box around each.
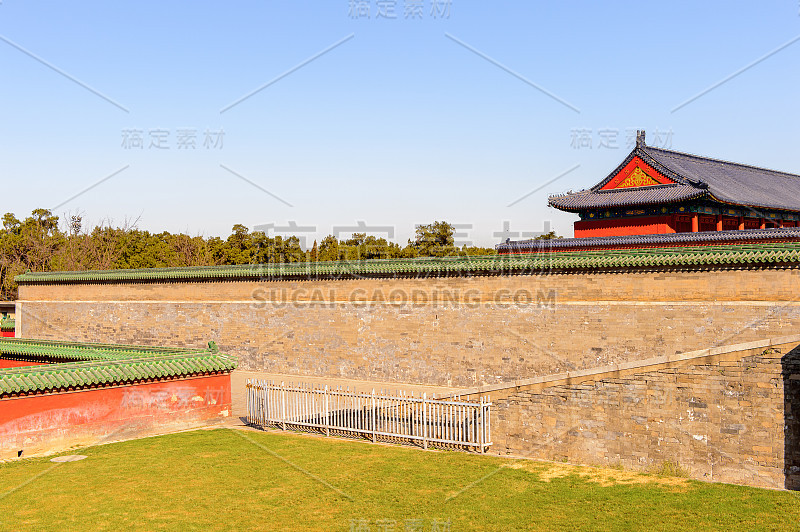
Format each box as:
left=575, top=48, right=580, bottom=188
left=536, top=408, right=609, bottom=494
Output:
left=548, top=187, right=707, bottom=213
left=706, top=193, right=800, bottom=217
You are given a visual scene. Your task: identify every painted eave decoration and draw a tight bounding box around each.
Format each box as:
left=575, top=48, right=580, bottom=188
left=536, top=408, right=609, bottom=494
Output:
left=599, top=157, right=675, bottom=190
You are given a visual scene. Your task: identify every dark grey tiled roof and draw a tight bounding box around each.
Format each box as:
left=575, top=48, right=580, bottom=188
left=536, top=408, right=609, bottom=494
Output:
left=548, top=183, right=704, bottom=210
left=497, top=227, right=800, bottom=253
left=645, top=147, right=800, bottom=213
left=548, top=144, right=800, bottom=213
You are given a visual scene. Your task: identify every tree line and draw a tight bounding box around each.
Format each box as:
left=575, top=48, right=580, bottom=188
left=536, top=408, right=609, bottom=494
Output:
left=0, top=209, right=557, bottom=300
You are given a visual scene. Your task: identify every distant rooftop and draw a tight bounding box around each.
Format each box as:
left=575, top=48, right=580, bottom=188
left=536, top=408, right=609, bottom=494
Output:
left=497, top=227, right=800, bottom=253
left=549, top=133, right=800, bottom=214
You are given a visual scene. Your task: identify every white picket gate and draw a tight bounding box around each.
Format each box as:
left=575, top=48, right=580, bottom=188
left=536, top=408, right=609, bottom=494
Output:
left=246, top=380, right=491, bottom=453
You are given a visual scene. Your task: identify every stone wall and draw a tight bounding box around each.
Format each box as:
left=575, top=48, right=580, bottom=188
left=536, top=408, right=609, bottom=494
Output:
left=13, top=266, right=800, bottom=489
left=16, top=267, right=800, bottom=388
left=469, top=337, right=800, bottom=489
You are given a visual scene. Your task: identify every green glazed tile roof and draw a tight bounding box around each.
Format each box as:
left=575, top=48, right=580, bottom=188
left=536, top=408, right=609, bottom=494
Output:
left=0, top=318, right=13, bottom=331
left=13, top=242, right=800, bottom=284
left=0, top=338, right=237, bottom=396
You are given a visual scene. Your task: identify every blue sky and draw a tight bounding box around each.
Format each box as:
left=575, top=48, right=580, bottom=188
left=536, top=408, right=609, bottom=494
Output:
left=1, top=1, right=799, bottom=246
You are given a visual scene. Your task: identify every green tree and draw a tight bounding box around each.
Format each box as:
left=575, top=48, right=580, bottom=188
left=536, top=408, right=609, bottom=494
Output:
left=0, top=209, right=64, bottom=299
left=534, top=230, right=561, bottom=240
left=410, top=221, right=457, bottom=257
left=317, top=235, right=340, bottom=262
left=0, top=210, right=507, bottom=300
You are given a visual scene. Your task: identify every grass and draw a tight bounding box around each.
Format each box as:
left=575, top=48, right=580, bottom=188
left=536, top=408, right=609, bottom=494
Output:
left=0, top=428, right=797, bottom=531
left=649, top=460, right=690, bottom=478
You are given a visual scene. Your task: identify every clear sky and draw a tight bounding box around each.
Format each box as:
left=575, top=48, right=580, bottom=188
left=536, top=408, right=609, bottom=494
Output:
left=1, top=1, right=799, bottom=246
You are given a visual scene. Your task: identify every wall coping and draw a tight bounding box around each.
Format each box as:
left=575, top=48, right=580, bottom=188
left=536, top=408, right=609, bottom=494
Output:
left=14, top=242, right=800, bottom=285
left=445, top=334, right=800, bottom=399
left=0, top=338, right=238, bottom=397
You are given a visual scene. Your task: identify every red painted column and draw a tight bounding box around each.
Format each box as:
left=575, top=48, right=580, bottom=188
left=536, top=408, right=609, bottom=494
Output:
left=760, top=219, right=766, bottom=229
left=716, top=215, right=723, bottom=231
left=738, top=217, right=745, bottom=230
left=691, top=214, right=699, bottom=232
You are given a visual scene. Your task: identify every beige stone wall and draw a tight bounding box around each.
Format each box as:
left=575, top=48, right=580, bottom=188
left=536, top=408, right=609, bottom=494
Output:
left=16, top=267, right=800, bottom=388
left=480, top=338, right=800, bottom=489
left=14, top=267, right=800, bottom=488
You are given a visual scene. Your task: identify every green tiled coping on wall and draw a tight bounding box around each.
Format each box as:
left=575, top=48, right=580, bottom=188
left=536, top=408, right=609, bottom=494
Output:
left=0, top=318, right=13, bottom=332
left=0, top=338, right=237, bottom=397
left=13, top=242, right=800, bottom=284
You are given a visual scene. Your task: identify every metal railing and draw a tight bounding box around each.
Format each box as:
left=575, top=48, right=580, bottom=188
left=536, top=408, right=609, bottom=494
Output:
left=246, top=380, right=491, bottom=452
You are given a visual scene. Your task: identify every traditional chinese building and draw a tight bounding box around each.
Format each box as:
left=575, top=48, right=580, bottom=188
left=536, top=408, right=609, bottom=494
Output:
left=548, top=131, right=800, bottom=238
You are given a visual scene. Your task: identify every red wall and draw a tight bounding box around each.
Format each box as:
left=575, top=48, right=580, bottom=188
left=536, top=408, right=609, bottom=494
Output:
left=575, top=216, right=676, bottom=238
left=576, top=214, right=798, bottom=237
left=0, top=358, right=47, bottom=368
left=0, top=373, right=232, bottom=458
left=1, top=331, right=15, bottom=338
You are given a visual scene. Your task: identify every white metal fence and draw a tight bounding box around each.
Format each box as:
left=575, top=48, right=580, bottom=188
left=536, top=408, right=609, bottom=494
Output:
left=246, top=380, right=492, bottom=453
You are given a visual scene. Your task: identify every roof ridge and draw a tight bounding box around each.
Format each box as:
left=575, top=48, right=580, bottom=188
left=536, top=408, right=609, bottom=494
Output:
left=498, top=228, right=800, bottom=250
left=548, top=189, right=592, bottom=197
left=13, top=241, right=800, bottom=284
left=19, top=253, right=497, bottom=279
left=645, top=146, right=800, bottom=180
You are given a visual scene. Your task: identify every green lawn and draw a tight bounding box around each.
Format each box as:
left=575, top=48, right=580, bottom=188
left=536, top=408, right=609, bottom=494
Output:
left=0, top=428, right=797, bottom=531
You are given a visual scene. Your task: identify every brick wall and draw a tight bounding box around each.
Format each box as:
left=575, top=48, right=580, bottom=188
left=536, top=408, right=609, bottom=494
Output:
left=475, top=338, right=800, bottom=489
left=13, top=267, right=800, bottom=488
left=16, top=267, right=800, bottom=388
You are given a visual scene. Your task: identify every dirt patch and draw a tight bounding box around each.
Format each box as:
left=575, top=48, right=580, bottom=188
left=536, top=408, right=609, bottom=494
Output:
left=505, top=461, right=690, bottom=489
